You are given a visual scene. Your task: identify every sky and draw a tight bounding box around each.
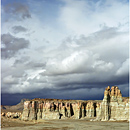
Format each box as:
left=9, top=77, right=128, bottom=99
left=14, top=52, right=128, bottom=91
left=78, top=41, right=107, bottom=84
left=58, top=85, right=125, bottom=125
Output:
left=1, top=0, right=129, bottom=105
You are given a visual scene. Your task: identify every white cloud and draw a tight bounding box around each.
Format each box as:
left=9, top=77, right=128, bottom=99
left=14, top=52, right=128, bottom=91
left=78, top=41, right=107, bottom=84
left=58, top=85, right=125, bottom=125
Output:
left=59, top=0, right=128, bottom=36
left=26, top=69, right=46, bottom=80
left=116, top=58, right=129, bottom=76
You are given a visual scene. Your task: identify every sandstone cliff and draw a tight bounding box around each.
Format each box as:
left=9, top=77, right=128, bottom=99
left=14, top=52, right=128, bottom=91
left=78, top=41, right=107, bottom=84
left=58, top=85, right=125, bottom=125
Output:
left=21, top=86, right=129, bottom=121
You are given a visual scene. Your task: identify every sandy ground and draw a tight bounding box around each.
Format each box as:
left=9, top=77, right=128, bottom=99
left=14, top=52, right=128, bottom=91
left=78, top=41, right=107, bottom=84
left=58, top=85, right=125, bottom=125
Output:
left=1, top=109, right=23, bottom=113
left=1, top=117, right=129, bottom=130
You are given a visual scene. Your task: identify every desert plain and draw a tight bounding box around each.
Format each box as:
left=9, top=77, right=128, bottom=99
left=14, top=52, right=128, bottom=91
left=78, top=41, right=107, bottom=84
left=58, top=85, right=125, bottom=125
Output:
left=1, top=115, right=129, bottom=130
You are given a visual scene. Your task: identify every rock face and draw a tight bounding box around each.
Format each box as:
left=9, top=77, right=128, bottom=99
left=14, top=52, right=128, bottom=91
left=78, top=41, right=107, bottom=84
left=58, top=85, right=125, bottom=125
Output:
left=21, top=86, right=129, bottom=121
left=96, top=86, right=129, bottom=121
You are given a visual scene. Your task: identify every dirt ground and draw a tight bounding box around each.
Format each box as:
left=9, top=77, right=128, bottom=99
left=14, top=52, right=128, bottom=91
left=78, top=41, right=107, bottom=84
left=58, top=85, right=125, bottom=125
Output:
left=1, top=117, right=129, bottom=130
left=1, top=109, right=23, bottom=113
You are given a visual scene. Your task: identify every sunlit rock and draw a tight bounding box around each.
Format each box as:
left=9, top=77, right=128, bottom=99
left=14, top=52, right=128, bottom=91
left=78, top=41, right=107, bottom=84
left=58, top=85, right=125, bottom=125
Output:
left=21, top=86, right=129, bottom=121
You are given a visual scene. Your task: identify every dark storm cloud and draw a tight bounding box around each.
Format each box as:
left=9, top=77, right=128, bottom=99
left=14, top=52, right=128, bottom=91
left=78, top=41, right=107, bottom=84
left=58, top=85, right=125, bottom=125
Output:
left=1, top=87, right=104, bottom=105
left=42, top=69, right=128, bottom=91
left=3, top=2, right=31, bottom=19
left=2, top=82, right=129, bottom=105
left=1, top=33, right=29, bottom=59
left=12, top=26, right=28, bottom=33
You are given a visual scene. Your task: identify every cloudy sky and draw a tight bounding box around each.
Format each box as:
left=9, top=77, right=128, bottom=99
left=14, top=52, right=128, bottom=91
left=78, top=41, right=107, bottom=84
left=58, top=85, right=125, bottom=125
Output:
left=1, top=0, right=129, bottom=105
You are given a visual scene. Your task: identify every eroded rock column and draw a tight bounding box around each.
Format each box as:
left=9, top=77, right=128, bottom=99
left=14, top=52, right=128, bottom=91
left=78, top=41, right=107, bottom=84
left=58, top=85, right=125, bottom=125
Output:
left=100, top=86, right=111, bottom=121
left=22, top=101, right=30, bottom=120
left=37, top=102, right=43, bottom=120
left=29, top=101, right=37, bottom=120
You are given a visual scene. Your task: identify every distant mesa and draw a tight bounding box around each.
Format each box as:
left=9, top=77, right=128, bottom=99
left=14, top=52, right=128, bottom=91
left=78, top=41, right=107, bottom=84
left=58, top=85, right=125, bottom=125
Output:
left=1, top=98, right=30, bottom=111
left=1, top=105, right=6, bottom=110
